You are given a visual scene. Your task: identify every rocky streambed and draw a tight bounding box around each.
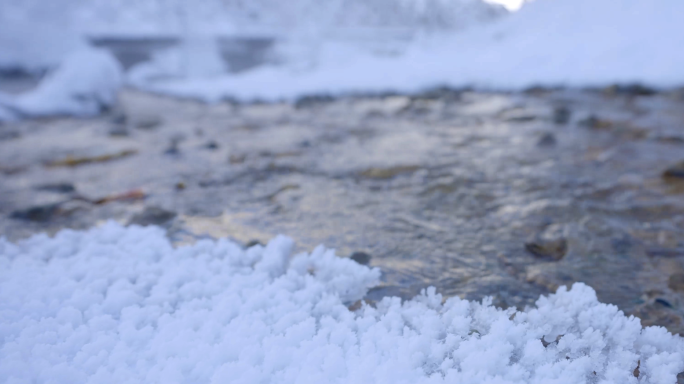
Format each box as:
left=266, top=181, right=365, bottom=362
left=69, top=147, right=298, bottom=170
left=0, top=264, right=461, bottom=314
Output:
left=1, top=87, right=683, bottom=334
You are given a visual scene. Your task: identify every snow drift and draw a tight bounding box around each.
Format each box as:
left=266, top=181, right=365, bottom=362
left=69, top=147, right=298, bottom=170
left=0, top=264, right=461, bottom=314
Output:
left=0, top=49, right=122, bottom=120
left=131, top=0, right=684, bottom=102
left=1, top=223, right=682, bottom=383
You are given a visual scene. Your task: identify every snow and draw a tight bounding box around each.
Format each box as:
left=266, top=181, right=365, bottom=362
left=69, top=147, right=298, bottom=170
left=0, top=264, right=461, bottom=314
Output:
left=0, top=49, right=123, bottom=120
left=131, top=0, right=684, bottom=102
left=0, top=20, right=87, bottom=74
left=1, top=223, right=682, bottom=383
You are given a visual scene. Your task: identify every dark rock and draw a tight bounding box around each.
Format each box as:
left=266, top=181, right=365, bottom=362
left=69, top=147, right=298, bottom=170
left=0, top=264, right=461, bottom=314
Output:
left=604, top=84, right=658, bottom=97
left=579, top=115, right=613, bottom=129
left=663, top=161, right=684, bottom=179
left=245, top=239, right=263, bottom=248
left=110, top=112, right=127, bottom=125
left=10, top=203, right=62, bottom=222
left=633, top=360, right=640, bottom=378
left=294, top=94, right=335, bottom=109
left=0, top=164, right=27, bottom=175
left=128, top=206, right=177, bottom=226
left=204, top=140, right=219, bottom=150
left=668, top=273, right=684, bottom=292
left=350, top=251, right=371, bottom=265
left=164, top=136, right=183, bottom=155
left=611, top=235, right=634, bottom=254
left=505, top=115, right=538, bottom=123
left=553, top=106, right=571, bottom=125
left=654, top=298, right=673, bottom=308
left=537, top=132, right=557, bottom=147
left=35, top=183, right=76, bottom=194
left=525, top=238, right=567, bottom=261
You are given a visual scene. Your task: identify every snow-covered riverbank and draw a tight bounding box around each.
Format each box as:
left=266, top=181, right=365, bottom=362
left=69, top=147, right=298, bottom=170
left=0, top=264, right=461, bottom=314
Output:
left=1, top=223, right=682, bottom=383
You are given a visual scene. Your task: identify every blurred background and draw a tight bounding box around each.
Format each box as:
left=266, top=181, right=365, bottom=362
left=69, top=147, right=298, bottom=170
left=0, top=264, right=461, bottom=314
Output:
left=1, top=0, right=684, bottom=339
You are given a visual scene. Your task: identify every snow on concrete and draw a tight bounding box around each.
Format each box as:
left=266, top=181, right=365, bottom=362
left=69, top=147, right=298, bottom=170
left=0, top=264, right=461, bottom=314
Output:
left=0, top=49, right=123, bottom=119
left=132, top=0, right=684, bottom=102
left=1, top=223, right=682, bottom=383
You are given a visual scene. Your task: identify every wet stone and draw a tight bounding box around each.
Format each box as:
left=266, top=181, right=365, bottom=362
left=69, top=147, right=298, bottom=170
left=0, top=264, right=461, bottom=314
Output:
left=663, top=161, right=684, bottom=179
left=128, top=206, right=177, bottom=226
left=350, top=251, right=371, bottom=265
left=35, top=183, right=76, bottom=194
left=360, top=165, right=420, bottom=179
left=553, top=106, right=571, bottom=125
left=669, top=273, right=684, bottom=292
left=525, top=238, right=567, bottom=261
left=245, top=239, right=263, bottom=248
left=204, top=140, right=220, bottom=150
left=537, top=132, right=557, bottom=147
left=604, top=84, right=657, bottom=97
left=10, top=203, right=62, bottom=222
left=579, top=115, right=613, bottom=129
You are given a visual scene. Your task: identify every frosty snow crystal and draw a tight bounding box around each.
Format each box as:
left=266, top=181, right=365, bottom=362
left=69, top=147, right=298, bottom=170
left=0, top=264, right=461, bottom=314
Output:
left=0, top=223, right=682, bottom=383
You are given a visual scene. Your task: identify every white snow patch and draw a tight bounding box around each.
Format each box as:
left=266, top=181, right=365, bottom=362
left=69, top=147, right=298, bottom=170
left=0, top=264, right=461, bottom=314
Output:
left=0, top=49, right=122, bottom=119
left=0, top=223, right=682, bottom=383
left=128, top=36, right=227, bottom=85
left=131, top=0, right=684, bottom=102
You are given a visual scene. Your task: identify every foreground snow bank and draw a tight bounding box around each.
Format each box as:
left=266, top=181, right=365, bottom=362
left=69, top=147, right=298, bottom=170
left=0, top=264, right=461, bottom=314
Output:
left=0, top=223, right=682, bottom=383
left=0, top=49, right=123, bottom=120
left=132, top=0, right=684, bottom=102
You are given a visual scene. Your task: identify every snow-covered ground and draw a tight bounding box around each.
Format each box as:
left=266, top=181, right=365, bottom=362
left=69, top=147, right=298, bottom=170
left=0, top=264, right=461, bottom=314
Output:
left=0, top=49, right=122, bottom=120
left=0, top=223, right=682, bottom=383
left=0, top=20, right=123, bottom=121
left=130, top=0, right=684, bottom=102
left=2, top=0, right=683, bottom=114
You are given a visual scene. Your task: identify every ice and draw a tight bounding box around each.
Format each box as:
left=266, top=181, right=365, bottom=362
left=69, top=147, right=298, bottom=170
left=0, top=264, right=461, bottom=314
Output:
left=132, top=0, right=684, bottom=102
left=1, top=223, right=682, bottom=383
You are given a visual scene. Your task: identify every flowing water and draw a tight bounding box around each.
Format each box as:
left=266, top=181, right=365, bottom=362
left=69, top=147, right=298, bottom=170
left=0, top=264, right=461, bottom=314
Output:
left=1, top=87, right=683, bottom=334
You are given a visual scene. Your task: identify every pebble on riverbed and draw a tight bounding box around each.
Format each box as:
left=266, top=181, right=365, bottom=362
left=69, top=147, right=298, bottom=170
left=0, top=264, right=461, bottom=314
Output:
left=350, top=251, right=372, bottom=265
left=663, top=161, right=684, bottom=179
left=537, top=132, right=557, bottom=147
left=128, top=206, right=177, bottom=226
left=525, top=238, right=567, bottom=261
left=35, top=183, right=76, bottom=194
left=669, top=273, right=684, bottom=292
left=10, top=203, right=63, bottom=222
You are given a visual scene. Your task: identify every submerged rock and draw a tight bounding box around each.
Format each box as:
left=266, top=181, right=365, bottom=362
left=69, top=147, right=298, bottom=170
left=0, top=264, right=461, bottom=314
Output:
left=525, top=238, right=567, bottom=261
left=350, top=251, right=372, bottom=265
left=128, top=206, right=177, bottom=226
left=663, top=161, right=684, bottom=179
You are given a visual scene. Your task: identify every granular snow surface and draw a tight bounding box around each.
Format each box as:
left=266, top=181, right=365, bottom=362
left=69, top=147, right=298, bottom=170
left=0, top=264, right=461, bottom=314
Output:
left=1, top=223, right=682, bottom=383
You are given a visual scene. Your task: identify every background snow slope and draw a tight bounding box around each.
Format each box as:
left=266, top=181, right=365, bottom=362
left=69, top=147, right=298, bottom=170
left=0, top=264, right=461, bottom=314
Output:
left=0, top=223, right=682, bottom=383
left=132, top=0, right=684, bottom=102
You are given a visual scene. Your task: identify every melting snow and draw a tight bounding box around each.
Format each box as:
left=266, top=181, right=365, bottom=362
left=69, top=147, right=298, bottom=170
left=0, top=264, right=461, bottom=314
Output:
left=1, top=223, right=682, bottom=383
left=132, top=0, right=684, bottom=102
